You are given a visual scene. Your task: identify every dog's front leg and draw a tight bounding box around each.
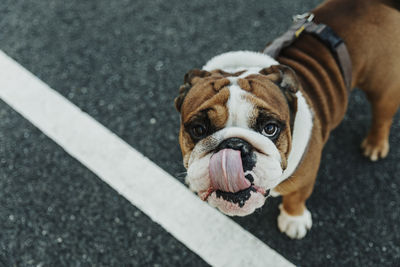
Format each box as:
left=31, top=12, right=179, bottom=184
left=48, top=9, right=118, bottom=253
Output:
left=277, top=186, right=314, bottom=239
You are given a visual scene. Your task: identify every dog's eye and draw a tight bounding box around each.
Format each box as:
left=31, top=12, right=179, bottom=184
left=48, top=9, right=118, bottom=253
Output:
left=261, top=123, right=280, bottom=139
left=190, top=124, right=207, bottom=139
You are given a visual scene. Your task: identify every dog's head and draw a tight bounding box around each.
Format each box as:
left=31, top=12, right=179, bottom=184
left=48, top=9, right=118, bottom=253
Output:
left=175, top=51, right=305, bottom=216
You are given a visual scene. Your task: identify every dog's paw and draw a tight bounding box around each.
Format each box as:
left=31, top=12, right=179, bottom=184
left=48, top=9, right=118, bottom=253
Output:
left=277, top=204, right=312, bottom=239
left=361, top=137, right=389, bottom=161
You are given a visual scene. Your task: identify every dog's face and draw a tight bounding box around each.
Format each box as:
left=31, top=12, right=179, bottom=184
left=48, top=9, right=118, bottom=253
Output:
left=175, top=65, right=300, bottom=216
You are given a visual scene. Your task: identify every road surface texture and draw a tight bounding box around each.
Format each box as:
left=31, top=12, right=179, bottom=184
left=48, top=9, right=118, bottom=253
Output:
left=0, top=0, right=399, bottom=266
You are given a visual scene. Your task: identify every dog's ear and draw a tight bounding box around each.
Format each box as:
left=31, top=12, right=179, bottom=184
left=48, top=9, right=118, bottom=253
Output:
left=259, top=65, right=299, bottom=130
left=174, top=69, right=211, bottom=112
left=259, top=65, right=299, bottom=96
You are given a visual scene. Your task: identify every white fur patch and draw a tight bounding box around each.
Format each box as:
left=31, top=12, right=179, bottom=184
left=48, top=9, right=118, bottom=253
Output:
left=277, top=204, right=312, bottom=239
left=269, top=189, right=281, bottom=197
left=208, top=190, right=266, bottom=216
left=186, top=154, right=211, bottom=193
left=203, top=51, right=278, bottom=73
left=226, top=84, right=254, bottom=128
left=279, top=91, right=313, bottom=180
left=252, top=151, right=284, bottom=189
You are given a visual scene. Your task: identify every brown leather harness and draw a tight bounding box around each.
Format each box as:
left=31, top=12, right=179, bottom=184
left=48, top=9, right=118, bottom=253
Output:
left=263, top=13, right=352, bottom=90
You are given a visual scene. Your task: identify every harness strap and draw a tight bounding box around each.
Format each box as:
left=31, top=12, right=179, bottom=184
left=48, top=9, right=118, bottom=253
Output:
left=263, top=13, right=352, bottom=90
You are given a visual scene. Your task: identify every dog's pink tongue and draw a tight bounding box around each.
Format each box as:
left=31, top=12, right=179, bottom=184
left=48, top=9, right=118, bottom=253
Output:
left=209, top=149, right=250, bottom=193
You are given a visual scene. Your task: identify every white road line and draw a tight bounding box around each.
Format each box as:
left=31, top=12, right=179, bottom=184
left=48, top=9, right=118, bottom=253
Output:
left=0, top=50, right=294, bottom=267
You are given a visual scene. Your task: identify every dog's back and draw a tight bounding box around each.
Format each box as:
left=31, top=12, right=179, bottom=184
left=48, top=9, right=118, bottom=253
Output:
left=314, top=0, right=400, bottom=90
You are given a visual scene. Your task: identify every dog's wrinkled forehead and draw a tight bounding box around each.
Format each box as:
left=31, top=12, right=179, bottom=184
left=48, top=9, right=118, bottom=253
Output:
left=179, top=69, right=291, bottom=126
left=179, top=70, right=238, bottom=121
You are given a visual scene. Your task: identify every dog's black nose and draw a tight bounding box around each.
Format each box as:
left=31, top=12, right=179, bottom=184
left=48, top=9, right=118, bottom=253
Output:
left=216, top=138, right=256, bottom=173
left=217, top=137, right=251, bottom=154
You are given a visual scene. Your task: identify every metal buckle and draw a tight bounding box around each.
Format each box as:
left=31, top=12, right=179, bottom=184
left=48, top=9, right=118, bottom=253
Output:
left=292, top=12, right=315, bottom=22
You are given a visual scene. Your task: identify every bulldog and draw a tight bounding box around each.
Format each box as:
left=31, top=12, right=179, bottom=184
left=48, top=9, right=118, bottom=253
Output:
left=174, top=0, right=400, bottom=239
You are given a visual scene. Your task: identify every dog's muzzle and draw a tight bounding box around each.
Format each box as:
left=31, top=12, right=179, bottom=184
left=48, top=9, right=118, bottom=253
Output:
left=208, top=138, right=264, bottom=205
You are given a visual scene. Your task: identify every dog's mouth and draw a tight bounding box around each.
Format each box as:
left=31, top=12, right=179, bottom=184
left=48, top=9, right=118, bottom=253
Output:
left=199, top=184, right=270, bottom=203
left=198, top=148, right=270, bottom=210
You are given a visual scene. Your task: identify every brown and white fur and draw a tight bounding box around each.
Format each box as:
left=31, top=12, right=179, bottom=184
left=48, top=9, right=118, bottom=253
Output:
left=175, top=0, right=400, bottom=239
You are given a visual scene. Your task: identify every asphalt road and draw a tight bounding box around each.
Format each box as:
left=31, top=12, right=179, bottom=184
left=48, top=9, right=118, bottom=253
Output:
left=0, top=0, right=399, bottom=266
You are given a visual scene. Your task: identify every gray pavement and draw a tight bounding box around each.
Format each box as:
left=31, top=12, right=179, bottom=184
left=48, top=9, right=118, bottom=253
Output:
left=0, top=100, right=207, bottom=266
left=0, top=0, right=399, bottom=266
